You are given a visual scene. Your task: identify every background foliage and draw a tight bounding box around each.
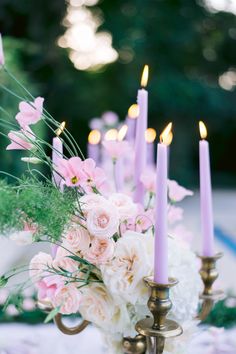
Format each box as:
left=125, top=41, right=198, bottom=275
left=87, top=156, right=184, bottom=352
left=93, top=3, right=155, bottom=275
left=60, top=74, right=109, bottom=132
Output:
left=0, top=0, right=236, bottom=186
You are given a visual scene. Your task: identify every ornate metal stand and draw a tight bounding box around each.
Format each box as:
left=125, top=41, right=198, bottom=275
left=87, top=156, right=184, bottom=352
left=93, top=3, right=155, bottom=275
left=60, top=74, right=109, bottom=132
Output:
left=38, top=253, right=225, bottom=354
left=197, top=252, right=225, bottom=321
left=134, top=276, right=183, bottom=354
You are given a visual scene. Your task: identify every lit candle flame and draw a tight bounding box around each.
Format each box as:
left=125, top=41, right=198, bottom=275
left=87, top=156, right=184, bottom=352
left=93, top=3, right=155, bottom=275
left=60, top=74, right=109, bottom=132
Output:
left=160, top=122, right=173, bottom=146
left=145, top=128, right=157, bottom=143
left=104, top=129, right=118, bottom=141
left=199, top=121, right=207, bottom=139
left=128, top=104, right=139, bottom=119
left=118, top=125, right=128, bottom=141
left=56, top=121, right=66, bottom=137
left=88, top=129, right=101, bottom=145
left=141, top=65, right=149, bottom=88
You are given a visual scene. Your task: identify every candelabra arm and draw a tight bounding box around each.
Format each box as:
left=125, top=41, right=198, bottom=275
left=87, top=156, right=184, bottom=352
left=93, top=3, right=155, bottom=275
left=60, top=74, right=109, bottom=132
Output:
left=197, top=299, right=214, bottom=321
left=53, top=313, right=90, bottom=335
left=38, top=300, right=89, bottom=335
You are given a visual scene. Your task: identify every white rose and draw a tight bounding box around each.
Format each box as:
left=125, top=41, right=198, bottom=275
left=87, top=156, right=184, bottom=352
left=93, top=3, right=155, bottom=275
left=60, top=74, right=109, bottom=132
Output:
left=79, top=283, right=130, bottom=334
left=10, top=230, right=33, bottom=245
left=86, top=203, right=119, bottom=239
left=101, top=231, right=153, bottom=305
left=109, top=193, right=138, bottom=220
left=79, top=194, right=109, bottom=217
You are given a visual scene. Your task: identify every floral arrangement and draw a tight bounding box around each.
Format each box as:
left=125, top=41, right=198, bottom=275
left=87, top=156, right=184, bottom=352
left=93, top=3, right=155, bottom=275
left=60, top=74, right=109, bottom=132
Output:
left=0, top=37, right=202, bottom=354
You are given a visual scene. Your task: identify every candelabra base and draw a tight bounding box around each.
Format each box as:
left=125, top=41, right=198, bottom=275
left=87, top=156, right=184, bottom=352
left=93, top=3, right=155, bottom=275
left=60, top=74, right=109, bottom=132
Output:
left=136, top=317, right=182, bottom=338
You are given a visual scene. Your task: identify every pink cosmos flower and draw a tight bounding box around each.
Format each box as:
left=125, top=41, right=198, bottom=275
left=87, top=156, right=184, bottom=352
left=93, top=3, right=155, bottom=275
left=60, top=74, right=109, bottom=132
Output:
left=102, top=140, right=131, bottom=160
left=135, top=208, right=154, bottom=233
left=167, top=180, right=193, bottom=202
left=140, top=170, right=156, bottom=193
left=167, top=205, right=183, bottom=224
left=120, top=206, right=154, bottom=234
left=82, top=158, right=107, bottom=192
left=0, top=33, right=5, bottom=66
left=9, top=221, right=37, bottom=245
left=84, top=237, right=115, bottom=265
left=15, top=97, right=44, bottom=128
left=6, top=127, right=35, bottom=150
left=52, top=284, right=82, bottom=314
left=56, top=157, right=86, bottom=187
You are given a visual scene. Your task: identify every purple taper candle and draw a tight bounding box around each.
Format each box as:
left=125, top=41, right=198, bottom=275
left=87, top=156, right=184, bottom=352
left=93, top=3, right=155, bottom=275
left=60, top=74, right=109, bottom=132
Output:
left=87, top=129, right=101, bottom=164
left=126, top=104, right=139, bottom=142
left=134, top=65, right=149, bottom=204
left=52, top=136, right=63, bottom=188
left=199, top=121, right=215, bottom=256
left=145, top=128, right=157, bottom=166
left=154, top=123, right=172, bottom=284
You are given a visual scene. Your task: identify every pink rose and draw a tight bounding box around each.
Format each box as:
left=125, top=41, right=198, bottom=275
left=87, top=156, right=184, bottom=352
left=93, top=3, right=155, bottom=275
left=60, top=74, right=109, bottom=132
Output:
left=16, top=97, right=44, bottom=128
left=29, top=252, right=53, bottom=280
left=86, top=204, right=119, bottom=239
left=63, top=226, right=91, bottom=254
left=140, top=170, right=156, bottom=193
left=56, top=157, right=86, bottom=187
left=168, top=180, right=193, bottom=202
left=53, top=247, right=78, bottom=273
left=84, top=237, right=115, bottom=265
left=6, top=127, right=35, bottom=150
left=36, top=275, right=63, bottom=301
left=102, top=140, right=131, bottom=160
left=52, top=284, right=82, bottom=314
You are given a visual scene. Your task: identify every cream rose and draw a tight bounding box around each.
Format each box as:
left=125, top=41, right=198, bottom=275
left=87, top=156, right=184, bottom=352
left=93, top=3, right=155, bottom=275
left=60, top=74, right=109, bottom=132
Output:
left=29, top=252, right=53, bottom=280
left=101, top=231, right=153, bottom=305
left=84, top=237, right=115, bottom=265
left=109, top=193, right=138, bottom=220
left=63, top=226, right=91, bottom=254
left=52, top=284, right=81, bottom=314
left=86, top=203, right=119, bottom=239
left=79, top=283, right=130, bottom=334
left=79, top=194, right=109, bottom=217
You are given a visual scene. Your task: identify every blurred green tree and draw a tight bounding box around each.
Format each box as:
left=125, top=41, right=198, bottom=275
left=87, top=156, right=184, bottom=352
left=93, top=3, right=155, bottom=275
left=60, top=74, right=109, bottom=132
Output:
left=0, top=0, right=235, bottom=186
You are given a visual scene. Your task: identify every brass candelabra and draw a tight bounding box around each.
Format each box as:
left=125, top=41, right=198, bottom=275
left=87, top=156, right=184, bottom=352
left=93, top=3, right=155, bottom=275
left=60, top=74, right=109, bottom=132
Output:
left=135, top=276, right=183, bottom=354
left=38, top=252, right=224, bottom=354
left=197, top=252, right=225, bottom=321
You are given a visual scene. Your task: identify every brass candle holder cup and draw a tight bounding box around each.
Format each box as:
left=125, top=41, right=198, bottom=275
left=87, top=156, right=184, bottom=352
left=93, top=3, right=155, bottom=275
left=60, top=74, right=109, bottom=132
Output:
left=197, top=252, right=225, bottom=321
left=135, top=276, right=183, bottom=354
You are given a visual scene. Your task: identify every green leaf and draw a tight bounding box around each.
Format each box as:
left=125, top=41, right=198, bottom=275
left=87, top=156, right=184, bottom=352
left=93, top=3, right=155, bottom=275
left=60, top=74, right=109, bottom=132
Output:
left=0, top=276, right=8, bottom=287
left=44, top=306, right=60, bottom=324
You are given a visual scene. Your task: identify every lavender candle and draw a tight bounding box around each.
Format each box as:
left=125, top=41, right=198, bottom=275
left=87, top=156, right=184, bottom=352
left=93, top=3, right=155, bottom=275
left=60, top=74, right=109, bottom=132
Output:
left=154, top=123, right=172, bottom=284
left=199, top=121, right=215, bottom=256
left=145, top=128, right=156, bottom=166
left=126, top=104, right=139, bottom=142
left=134, top=65, right=149, bottom=204
left=52, top=135, right=63, bottom=188
left=87, top=129, right=101, bottom=164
